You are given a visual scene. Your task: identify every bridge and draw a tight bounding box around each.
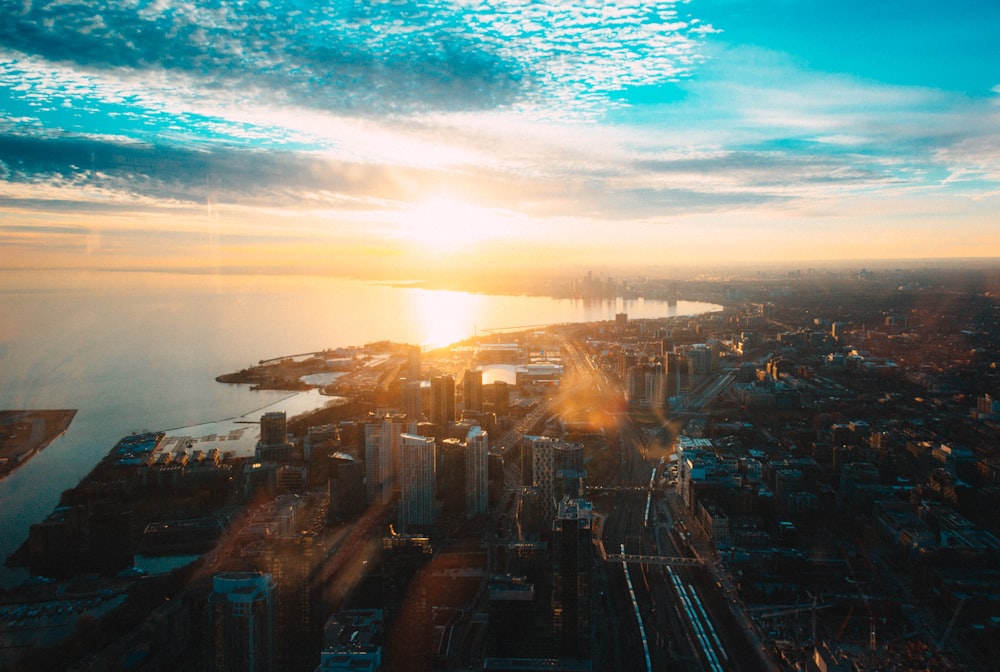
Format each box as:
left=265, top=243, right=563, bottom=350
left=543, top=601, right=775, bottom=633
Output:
left=585, top=485, right=650, bottom=493
left=595, top=538, right=702, bottom=567
left=605, top=552, right=703, bottom=567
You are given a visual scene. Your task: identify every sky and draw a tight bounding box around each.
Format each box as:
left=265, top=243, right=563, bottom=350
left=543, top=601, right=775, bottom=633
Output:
left=1, top=0, right=998, bottom=279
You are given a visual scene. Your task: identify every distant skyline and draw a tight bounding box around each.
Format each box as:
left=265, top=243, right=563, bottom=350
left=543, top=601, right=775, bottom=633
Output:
left=1, top=0, right=998, bottom=279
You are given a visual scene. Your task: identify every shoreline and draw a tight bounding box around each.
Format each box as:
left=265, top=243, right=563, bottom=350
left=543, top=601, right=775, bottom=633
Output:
left=160, top=389, right=346, bottom=459
left=0, top=410, right=77, bottom=480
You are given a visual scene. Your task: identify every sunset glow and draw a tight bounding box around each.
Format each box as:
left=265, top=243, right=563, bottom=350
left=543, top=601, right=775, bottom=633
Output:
left=0, top=1, right=997, bottom=278
left=402, top=197, right=496, bottom=255
left=407, top=287, right=483, bottom=349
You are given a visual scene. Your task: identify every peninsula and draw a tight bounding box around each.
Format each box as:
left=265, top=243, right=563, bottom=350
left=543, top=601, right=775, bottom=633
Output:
left=0, top=409, right=77, bottom=479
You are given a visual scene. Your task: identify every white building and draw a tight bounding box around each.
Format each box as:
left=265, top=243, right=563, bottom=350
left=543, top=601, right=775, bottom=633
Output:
left=364, top=416, right=403, bottom=505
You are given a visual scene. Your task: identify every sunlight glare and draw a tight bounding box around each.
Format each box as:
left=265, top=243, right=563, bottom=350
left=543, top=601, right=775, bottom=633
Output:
left=407, top=288, right=483, bottom=349
left=403, top=196, right=494, bottom=254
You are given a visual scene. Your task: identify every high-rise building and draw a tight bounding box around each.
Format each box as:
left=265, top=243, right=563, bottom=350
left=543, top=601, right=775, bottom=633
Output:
left=400, top=379, right=424, bottom=421
left=260, top=412, right=287, bottom=447
left=207, top=572, right=276, bottom=672
left=463, top=368, right=483, bottom=413
left=266, top=534, right=319, bottom=671
left=329, top=452, right=365, bottom=522
left=490, top=380, right=510, bottom=415
left=257, top=412, right=293, bottom=462
left=525, top=435, right=557, bottom=521
left=382, top=535, right=433, bottom=670
left=364, top=416, right=403, bottom=505
left=438, top=438, right=467, bottom=514
left=466, top=426, right=489, bottom=517
left=552, top=498, right=593, bottom=660
left=406, top=344, right=422, bottom=379
left=554, top=441, right=584, bottom=474
left=522, top=436, right=583, bottom=526
left=487, top=575, right=536, bottom=657
left=430, top=375, right=456, bottom=427
left=664, top=351, right=686, bottom=397
left=686, top=343, right=715, bottom=378
left=399, top=433, right=436, bottom=532
left=304, top=424, right=339, bottom=461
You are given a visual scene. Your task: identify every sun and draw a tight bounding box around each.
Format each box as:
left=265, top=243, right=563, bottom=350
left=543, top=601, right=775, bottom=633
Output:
left=403, top=196, right=492, bottom=254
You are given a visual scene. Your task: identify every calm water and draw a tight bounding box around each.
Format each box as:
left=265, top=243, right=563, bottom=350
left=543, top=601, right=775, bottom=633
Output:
left=0, top=269, right=718, bottom=585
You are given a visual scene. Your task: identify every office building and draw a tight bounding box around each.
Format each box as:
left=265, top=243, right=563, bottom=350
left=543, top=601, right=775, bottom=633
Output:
left=206, top=572, right=276, bottom=672
left=552, top=499, right=593, bottom=660
left=490, top=381, right=510, bottom=415
left=265, top=534, right=319, bottom=671
left=382, top=535, right=433, bottom=670
left=400, top=379, right=424, bottom=421
left=364, top=416, right=403, bottom=505
left=438, top=438, right=467, bottom=514
left=525, top=436, right=557, bottom=522
left=399, top=433, right=436, bottom=532
left=406, top=344, right=422, bottom=379
left=329, top=452, right=365, bottom=522
left=257, top=412, right=293, bottom=462
left=463, top=368, right=483, bottom=413
left=525, top=437, right=581, bottom=522
left=466, top=426, right=489, bottom=517
left=430, top=375, right=456, bottom=427
left=487, top=575, right=537, bottom=657
left=304, top=424, right=340, bottom=461
left=260, top=412, right=287, bottom=447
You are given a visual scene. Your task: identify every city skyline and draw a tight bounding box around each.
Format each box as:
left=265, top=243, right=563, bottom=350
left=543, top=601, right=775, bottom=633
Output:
left=1, top=1, right=998, bottom=278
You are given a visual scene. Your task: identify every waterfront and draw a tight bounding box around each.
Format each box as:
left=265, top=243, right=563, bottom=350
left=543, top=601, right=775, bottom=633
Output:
left=0, top=269, right=719, bottom=587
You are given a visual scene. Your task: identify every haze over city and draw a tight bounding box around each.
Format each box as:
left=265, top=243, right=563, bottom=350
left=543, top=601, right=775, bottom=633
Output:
left=2, top=0, right=998, bottom=280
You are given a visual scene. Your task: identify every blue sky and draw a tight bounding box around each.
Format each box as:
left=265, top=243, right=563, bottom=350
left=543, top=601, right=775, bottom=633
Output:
left=1, top=0, right=998, bottom=276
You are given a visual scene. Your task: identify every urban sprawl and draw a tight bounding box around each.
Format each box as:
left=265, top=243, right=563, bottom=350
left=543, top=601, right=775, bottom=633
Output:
left=4, top=266, right=1000, bottom=672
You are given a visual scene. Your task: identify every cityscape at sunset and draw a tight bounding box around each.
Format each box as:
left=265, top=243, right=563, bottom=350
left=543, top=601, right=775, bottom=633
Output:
left=4, top=4, right=1000, bottom=672
left=2, top=1, right=998, bottom=277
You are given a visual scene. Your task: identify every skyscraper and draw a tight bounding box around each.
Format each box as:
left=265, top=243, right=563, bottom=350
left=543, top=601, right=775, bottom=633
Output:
left=463, top=368, right=483, bottom=413
left=437, top=438, right=467, bottom=514
left=382, top=534, right=433, bottom=670
left=329, top=452, right=364, bottom=522
left=364, top=416, right=402, bottom=505
left=266, top=534, right=319, bottom=671
left=466, top=426, right=489, bottom=517
left=257, top=411, right=293, bottom=462
left=207, top=572, right=276, bottom=672
left=552, top=499, right=593, bottom=660
left=400, top=379, right=424, bottom=421
left=490, top=380, right=510, bottom=414
left=430, top=375, right=456, bottom=427
left=406, top=344, right=422, bottom=379
left=525, top=435, right=557, bottom=521
left=259, top=412, right=287, bottom=447
left=399, top=433, right=436, bottom=532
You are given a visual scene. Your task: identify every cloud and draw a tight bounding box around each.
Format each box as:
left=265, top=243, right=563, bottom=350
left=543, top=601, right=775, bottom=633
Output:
left=0, top=0, right=714, bottom=119
left=1, top=7, right=998, bottom=272
left=0, top=131, right=406, bottom=205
